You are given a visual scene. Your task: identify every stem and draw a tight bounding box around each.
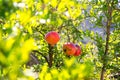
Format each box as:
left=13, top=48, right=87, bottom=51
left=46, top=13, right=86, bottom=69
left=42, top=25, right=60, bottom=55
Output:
left=48, top=44, right=53, bottom=68
left=100, top=1, right=113, bottom=80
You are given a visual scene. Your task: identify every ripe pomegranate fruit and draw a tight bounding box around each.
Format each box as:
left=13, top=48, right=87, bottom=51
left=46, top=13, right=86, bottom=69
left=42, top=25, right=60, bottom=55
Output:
left=73, top=44, right=82, bottom=56
left=63, top=42, right=76, bottom=55
left=45, top=31, right=60, bottom=46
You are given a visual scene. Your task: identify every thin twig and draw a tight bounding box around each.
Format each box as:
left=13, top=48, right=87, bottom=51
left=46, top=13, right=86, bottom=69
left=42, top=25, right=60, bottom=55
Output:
left=30, top=53, right=40, bottom=64
left=32, top=50, right=48, bottom=64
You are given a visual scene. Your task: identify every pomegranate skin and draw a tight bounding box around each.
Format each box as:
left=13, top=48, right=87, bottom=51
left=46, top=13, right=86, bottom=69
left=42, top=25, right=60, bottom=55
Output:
left=45, top=31, right=60, bottom=46
left=74, top=44, right=82, bottom=56
left=63, top=42, right=76, bottom=56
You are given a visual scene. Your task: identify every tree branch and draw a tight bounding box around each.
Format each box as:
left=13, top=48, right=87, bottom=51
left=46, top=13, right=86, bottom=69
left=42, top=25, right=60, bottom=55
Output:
left=48, top=44, right=54, bottom=68
left=100, top=1, right=113, bottom=80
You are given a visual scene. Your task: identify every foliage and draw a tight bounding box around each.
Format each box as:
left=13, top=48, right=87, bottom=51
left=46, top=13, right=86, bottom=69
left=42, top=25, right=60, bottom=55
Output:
left=0, top=0, right=120, bottom=80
